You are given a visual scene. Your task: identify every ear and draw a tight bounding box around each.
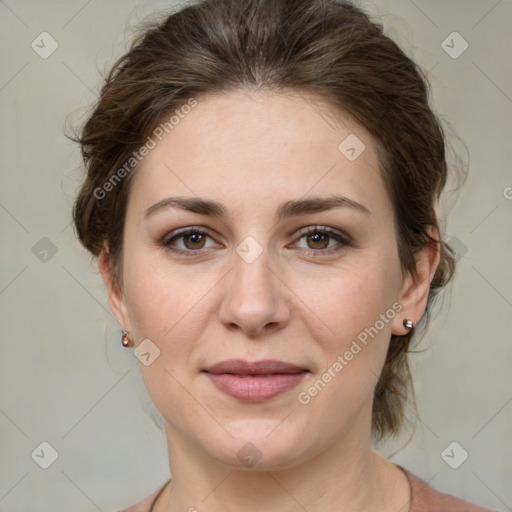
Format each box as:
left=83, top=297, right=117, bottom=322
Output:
left=391, top=226, right=441, bottom=336
left=98, top=245, right=131, bottom=332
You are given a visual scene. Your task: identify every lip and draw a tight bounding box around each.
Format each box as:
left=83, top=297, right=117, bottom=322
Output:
left=203, top=359, right=309, bottom=402
left=204, top=359, right=307, bottom=375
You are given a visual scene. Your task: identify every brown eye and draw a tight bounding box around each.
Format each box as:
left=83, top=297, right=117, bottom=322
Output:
left=292, top=226, right=351, bottom=255
left=305, top=232, right=330, bottom=250
left=182, top=232, right=207, bottom=250
left=162, top=227, right=217, bottom=255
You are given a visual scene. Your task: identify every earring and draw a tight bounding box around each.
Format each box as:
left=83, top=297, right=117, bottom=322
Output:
left=121, top=330, right=132, bottom=348
left=403, top=319, right=414, bottom=330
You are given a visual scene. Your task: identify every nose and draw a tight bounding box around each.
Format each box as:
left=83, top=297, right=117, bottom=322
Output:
left=217, top=246, right=291, bottom=338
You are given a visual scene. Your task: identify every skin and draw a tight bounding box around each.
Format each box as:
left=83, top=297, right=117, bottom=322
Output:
left=99, top=89, right=440, bottom=512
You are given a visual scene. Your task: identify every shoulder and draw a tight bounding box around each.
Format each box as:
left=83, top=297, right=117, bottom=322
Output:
left=111, top=488, right=160, bottom=512
left=110, top=470, right=498, bottom=512
left=400, top=466, right=497, bottom=512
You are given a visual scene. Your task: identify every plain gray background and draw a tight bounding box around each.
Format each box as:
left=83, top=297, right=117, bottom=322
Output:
left=0, top=1, right=511, bottom=511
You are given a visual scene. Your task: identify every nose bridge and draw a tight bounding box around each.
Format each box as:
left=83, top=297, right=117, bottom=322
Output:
left=231, top=222, right=274, bottom=281
left=231, top=238, right=275, bottom=307
left=218, top=232, right=289, bottom=334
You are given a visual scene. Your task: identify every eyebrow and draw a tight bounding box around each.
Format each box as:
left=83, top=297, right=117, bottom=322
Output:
left=144, top=194, right=371, bottom=221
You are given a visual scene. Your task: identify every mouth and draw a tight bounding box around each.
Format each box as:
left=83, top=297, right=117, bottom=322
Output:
left=202, top=359, right=309, bottom=402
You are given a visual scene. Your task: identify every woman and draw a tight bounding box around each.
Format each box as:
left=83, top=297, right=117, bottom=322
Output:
left=70, top=0, right=496, bottom=510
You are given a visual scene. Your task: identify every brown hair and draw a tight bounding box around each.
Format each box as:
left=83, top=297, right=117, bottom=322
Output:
left=69, top=0, right=458, bottom=442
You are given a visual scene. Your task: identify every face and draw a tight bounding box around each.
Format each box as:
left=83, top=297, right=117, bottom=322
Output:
left=101, top=89, right=432, bottom=471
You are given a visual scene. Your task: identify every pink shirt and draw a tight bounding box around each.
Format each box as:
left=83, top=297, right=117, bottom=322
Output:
left=114, top=465, right=497, bottom=511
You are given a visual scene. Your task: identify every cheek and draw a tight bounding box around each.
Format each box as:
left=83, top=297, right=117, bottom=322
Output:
left=122, top=251, right=224, bottom=398
left=294, top=260, right=400, bottom=408
left=123, top=247, right=206, bottom=336
left=298, top=260, right=397, bottom=347
left=122, top=255, right=212, bottom=420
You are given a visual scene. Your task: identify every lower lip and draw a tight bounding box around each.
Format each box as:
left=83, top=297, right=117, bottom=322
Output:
left=204, top=372, right=308, bottom=402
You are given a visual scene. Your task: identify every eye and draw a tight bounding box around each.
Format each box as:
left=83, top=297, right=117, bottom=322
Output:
left=160, top=225, right=351, bottom=257
left=290, top=225, right=351, bottom=255
left=161, top=227, right=219, bottom=255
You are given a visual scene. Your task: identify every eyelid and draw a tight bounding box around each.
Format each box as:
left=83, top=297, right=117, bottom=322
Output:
left=160, top=226, right=217, bottom=254
left=160, top=224, right=352, bottom=255
left=293, top=225, right=351, bottom=245
left=161, top=225, right=213, bottom=242
left=287, top=225, right=352, bottom=256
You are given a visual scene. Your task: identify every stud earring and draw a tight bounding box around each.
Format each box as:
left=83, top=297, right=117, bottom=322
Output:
left=403, top=319, right=414, bottom=330
left=121, top=330, right=132, bottom=348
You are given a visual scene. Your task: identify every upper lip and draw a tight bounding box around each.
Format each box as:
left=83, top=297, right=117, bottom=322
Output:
left=203, top=359, right=308, bottom=375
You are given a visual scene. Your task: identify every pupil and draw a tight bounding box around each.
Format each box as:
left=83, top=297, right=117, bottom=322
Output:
left=187, top=234, right=203, bottom=248
left=309, top=233, right=327, bottom=248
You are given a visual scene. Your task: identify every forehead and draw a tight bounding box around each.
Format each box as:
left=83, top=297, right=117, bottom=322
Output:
left=128, top=89, right=390, bottom=220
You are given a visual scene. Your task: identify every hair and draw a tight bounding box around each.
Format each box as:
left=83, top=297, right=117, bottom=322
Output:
left=69, top=0, right=459, bottom=443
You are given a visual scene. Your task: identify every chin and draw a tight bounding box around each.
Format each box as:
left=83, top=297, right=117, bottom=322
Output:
left=202, top=418, right=312, bottom=472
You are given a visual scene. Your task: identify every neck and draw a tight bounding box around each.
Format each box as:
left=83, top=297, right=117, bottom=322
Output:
left=155, top=408, right=406, bottom=512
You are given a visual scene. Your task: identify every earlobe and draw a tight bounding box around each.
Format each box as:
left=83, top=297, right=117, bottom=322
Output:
left=391, top=227, right=441, bottom=336
left=98, top=246, right=131, bottom=332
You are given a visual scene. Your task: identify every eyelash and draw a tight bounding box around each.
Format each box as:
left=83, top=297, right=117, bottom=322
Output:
left=160, top=225, right=351, bottom=257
